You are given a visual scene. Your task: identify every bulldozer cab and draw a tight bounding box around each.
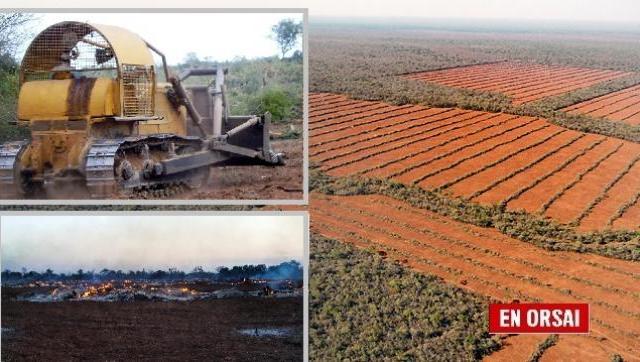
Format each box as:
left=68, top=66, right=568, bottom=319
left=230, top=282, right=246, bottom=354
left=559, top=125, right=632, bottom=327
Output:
left=18, top=21, right=156, bottom=121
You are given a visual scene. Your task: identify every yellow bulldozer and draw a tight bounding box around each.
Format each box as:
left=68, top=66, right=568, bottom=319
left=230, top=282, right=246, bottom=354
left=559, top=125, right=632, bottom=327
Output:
left=0, top=21, right=285, bottom=199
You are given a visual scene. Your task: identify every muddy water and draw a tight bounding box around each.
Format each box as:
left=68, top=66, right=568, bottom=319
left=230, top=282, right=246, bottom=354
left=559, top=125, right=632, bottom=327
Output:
left=237, top=327, right=292, bottom=337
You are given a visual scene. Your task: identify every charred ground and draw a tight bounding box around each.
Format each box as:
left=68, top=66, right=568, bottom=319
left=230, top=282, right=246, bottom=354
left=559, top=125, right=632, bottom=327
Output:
left=1, top=262, right=304, bottom=361
left=2, top=296, right=303, bottom=361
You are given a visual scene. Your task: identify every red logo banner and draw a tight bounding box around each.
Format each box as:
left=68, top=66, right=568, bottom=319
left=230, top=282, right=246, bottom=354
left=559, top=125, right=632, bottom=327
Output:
left=489, top=303, right=589, bottom=334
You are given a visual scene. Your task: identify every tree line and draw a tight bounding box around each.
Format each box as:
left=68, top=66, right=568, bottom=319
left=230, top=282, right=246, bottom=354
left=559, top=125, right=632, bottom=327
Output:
left=1, top=260, right=303, bottom=284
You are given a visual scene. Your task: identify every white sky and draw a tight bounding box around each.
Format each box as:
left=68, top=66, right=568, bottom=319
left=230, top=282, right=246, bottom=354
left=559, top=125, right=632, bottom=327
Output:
left=1, top=215, right=304, bottom=273
left=17, top=13, right=304, bottom=64
left=4, top=1, right=640, bottom=23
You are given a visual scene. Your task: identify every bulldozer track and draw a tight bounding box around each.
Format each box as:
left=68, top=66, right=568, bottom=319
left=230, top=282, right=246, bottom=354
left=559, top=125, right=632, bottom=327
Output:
left=85, top=134, right=205, bottom=199
left=0, top=141, right=28, bottom=199
left=85, top=139, right=126, bottom=199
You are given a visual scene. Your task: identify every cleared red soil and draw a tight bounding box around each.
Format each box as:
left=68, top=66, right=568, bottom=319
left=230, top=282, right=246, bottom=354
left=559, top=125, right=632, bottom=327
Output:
left=404, top=61, right=632, bottom=105
left=310, top=93, right=640, bottom=231
left=563, top=84, right=640, bottom=125
left=310, top=192, right=640, bottom=361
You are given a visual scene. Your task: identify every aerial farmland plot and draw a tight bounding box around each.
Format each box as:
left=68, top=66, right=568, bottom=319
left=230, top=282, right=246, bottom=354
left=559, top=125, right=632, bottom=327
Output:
left=563, top=84, right=640, bottom=125
left=310, top=93, right=640, bottom=231
left=309, top=22, right=640, bottom=361
left=405, top=61, right=633, bottom=105
left=310, top=193, right=640, bottom=360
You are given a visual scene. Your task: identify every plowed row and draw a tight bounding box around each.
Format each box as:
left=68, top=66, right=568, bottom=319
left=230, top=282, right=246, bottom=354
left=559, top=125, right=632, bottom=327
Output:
left=404, top=62, right=632, bottom=104
left=563, top=84, right=640, bottom=125
left=310, top=193, right=640, bottom=360
left=310, top=93, right=640, bottom=231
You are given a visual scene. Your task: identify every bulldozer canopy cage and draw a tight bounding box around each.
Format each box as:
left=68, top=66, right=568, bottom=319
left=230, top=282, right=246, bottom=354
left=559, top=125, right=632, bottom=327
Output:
left=20, top=21, right=156, bottom=117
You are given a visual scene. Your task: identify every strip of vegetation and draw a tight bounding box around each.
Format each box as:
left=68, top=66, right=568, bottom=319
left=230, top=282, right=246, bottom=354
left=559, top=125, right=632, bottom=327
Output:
left=309, top=234, right=501, bottom=361
left=526, top=334, right=558, bottom=362
left=310, top=167, right=640, bottom=261
left=525, top=74, right=640, bottom=113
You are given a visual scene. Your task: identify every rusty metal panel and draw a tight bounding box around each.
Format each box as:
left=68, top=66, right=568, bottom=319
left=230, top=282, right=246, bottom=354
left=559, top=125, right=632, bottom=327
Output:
left=66, top=78, right=97, bottom=116
left=31, top=121, right=51, bottom=132
left=188, top=86, right=211, bottom=119
left=187, top=86, right=212, bottom=135
left=67, top=120, right=87, bottom=130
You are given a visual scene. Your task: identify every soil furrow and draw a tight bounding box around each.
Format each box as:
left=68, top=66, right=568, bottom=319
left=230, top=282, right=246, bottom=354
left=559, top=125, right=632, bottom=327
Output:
left=311, top=196, right=640, bottom=350
left=321, top=111, right=493, bottom=173
left=362, top=114, right=526, bottom=179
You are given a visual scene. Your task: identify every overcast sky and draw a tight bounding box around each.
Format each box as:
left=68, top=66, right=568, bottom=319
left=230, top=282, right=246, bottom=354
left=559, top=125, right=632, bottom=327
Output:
left=17, top=12, right=304, bottom=64
left=1, top=215, right=304, bottom=273
left=5, top=1, right=640, bottom=23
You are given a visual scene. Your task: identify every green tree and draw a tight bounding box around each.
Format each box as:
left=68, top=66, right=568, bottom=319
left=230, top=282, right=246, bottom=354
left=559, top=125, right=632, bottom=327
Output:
left=271, top=19, right=302, bottom=59
left=0, top=13, right=36, bottom=142
left=248, top=87, right=294, bottom=121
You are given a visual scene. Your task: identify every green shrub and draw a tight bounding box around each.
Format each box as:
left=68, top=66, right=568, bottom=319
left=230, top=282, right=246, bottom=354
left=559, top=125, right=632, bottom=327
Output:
left=247, top=87, right=294, bottom=121
left=0, top=57, right=29, bottom=143
left=310, top=234, right=501, bottom=361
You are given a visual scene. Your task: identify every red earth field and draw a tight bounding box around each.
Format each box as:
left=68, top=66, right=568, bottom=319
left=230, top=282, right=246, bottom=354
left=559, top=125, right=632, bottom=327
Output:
left=310, top=93, right=640, bottom=231
left=404, top=61, right=633, bottom=104
left=310, top=192, right=640, bottom=361
left=563, top=84, right=640, bottom=125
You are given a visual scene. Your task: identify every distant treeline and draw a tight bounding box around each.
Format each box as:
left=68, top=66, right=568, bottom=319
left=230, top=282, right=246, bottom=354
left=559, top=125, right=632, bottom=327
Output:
left=168, top=53, right=303, bottom=123
left=1, top=260, right=303, bottom=285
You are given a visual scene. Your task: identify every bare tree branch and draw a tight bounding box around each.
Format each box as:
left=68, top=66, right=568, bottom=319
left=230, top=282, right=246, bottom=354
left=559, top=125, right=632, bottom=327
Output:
left=0, top=13, right=37, bottom=58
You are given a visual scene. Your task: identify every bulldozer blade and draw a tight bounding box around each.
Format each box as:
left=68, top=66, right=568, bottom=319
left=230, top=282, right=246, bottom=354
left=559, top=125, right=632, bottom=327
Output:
left=223, top=113, right=285, bottom=165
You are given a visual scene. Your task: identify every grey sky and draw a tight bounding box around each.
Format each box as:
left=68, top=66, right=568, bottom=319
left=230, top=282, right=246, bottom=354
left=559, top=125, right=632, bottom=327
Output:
left=5, top=0, right=640, bottom=23
left=16, top=12, right=304, bottom=64
left=1, top=215, right=304, bottom=273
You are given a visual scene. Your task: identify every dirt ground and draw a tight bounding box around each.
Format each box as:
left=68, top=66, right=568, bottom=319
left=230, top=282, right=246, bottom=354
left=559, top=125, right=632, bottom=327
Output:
left=189, top=138, right=304, bottom=200
left=310, top=93, right=640, bottom=230
left=310, top=193, right=640, bottom=360
left=3, top=135, right=302, bottom=202
left=1, top=296, right=303, bottom=361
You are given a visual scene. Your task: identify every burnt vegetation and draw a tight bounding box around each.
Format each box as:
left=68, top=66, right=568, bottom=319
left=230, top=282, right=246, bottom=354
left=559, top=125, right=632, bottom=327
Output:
left=2, top=261, right=304, bottom=360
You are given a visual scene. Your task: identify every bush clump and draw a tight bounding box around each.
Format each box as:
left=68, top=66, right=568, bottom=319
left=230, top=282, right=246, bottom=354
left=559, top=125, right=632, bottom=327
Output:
left=310, top=234, right=501, bottom=361
left=247, top=87, right=295, bottom=122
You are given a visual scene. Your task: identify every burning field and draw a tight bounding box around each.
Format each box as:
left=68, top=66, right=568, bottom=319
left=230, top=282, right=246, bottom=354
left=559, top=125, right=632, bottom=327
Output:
left=1, top=278, right=303, bottom=361
left=1, top=214, right=305, bottom=360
